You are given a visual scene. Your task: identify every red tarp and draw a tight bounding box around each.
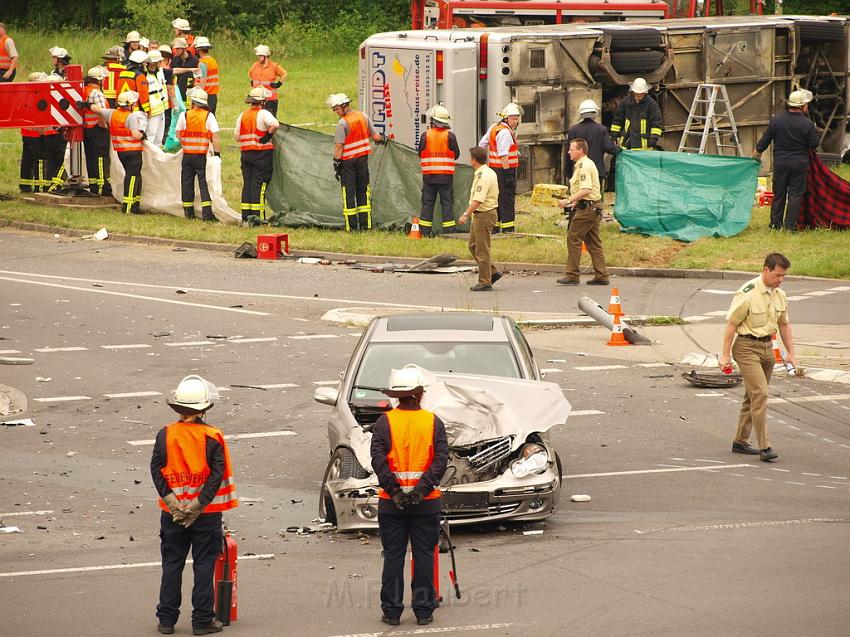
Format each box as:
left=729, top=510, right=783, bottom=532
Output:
left=799, top=151, right=850, bottom=229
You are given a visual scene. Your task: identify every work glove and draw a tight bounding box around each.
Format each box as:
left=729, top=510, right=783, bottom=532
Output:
left=179, top=499, right=204, bottom=528
left=375, top=133, right=388, bottom=145
left=333, top=159, right=342, bottom=182
left=258, top=131, right=273, bottom=144
left=404, top=491, right=424, bottom=507
left=391, top=491, right=407, bottom=511
left=213, top=151, right=221, bottom=157
left=162, top=493, right=187, bottom=523
left=75, top=100, right=92, bottom=110
left=270, top=81, right=282, bottom=89
left=139, top=131, right=148, bottom=141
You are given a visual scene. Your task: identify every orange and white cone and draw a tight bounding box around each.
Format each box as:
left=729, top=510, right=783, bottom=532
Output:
left=607, top=314, right=630, bottom=347
left=771, top=333, right=783, bottom=363
left=607, top=287, right=624, bottom=318
left=408, top=216, right=422, bottom=240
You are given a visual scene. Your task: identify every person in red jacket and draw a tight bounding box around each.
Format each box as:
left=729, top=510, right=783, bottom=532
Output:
left=150, top=375, right=238, bottom=636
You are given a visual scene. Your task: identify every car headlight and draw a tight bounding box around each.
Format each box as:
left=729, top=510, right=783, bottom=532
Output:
left=510, top=443, right=549, bottom=478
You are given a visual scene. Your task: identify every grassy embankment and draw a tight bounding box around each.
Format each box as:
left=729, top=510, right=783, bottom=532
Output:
left=0, top=30, right=848, bottom=279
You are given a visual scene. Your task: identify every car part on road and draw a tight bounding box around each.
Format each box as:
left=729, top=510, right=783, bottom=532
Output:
left=0, top=356, right=34, bottom=365
left=0, top=384, right=27, bottom=416
left=682, top=370, right=742, bottom=388
left=578, top=296, right=651, bottom=345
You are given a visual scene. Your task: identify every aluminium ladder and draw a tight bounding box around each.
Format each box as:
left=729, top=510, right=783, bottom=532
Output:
left=677, top=83, right=744, bottom=156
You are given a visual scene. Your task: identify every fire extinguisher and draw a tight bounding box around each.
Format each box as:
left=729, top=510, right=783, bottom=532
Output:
left=214, top=526, right=238, bottom=624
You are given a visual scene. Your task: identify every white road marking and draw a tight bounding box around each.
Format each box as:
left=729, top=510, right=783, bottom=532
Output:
left=540, top=368, right=563, bottom=373
left=822, top=438, right=835, bottom=443
left=33, top=395, right=92, bottom=402
left=768, top=393, right=850, bottom=404
left=252, top=383, right=299, bottom=389
left=326, top=624, right=514, bottom=637
left=693, top=459, right=727, bottom=464
left=0, top=510, right=54, bottom=517
left=34, top=346, right=88, bottom=353
left=816, top=485, right=837, bottom=489
left=771, top=468, right=791, bottom=473
left=786, top=481, right=806, bottom=486
left=785, top=295, right=809, bottom=301
left=700, top=289, right=736, bottom=295
left=574, top=365, right=628, bottom=371
left=695, top=392, right=724, bottom=397
left=313, top=380, right=340, bottom=386
left=657, top=464, right=687, bottom=468
left=635, top=518, right=844, bottom=535
left=570, top=409, right=605, bottom=416
left=0, top=349, right=21, bottom=354
left=289, top=334, right=339, bottom=340
left=228, top=337, right=278, bottom=344
left=0, top=553, right=275, bottom=578
left=127, top=430, right=298, bottom=446
left=829, top=286, right=850, bottom=292
left=565, top=464, right=753, bottom=479
left=788, top=425, right=801, bottom=430
left=830, top=476, right=848, bottom=480
left=164, top=340, right=221, bottom=347
left=0, top=275, right=269, bottom=316
left=103, top=391, right=162, bottom=399
left=802, top=473, right=822, bottom=477
left=636, top=362, right=671, bottom=368
left=803, top=290, right=835, bottom=297
left=754, top=477, right=773, bottom=481
left=805, top=432, right=818, bottom=437
left=101, top=344, right=151, bottom=350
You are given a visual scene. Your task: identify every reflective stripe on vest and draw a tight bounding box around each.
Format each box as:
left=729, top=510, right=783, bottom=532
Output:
left=0, top=35, right=11, bottom=69
left=103, top=62, right=125, bottom=100
left=157, top=421, right=238, bottom=514
left=83, top=85, right=101, bottom=128
left=147, top=70, right=167, bottom=116
left=341, top=111, right=371, bottom=160
left=178, top=109, right=212, bottom=154
left=109, top=109, right=143, bottom=152
left=238, top=106, right=273, bottom=152
left=377, top=408, right=441, bottom=501
left=487, top=122, right=519, bottom=168
left=198, top=56, right=219, bottom=94
left=420, top=128, right=455, bottom=175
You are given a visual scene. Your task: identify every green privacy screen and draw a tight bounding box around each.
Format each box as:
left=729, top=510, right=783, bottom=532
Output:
left=266, top=124, right=474, bottom=230
left=614, top=150, right=760, bottom=243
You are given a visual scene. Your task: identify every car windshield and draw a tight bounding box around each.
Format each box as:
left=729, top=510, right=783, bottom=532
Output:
left=350, top=342, right=522, bottom=402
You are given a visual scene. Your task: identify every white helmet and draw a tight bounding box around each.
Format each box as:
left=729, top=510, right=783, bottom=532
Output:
left=579, top=99, right=599, bottom=116
left=86, top=66, right=109, bottom=80
left=172, top=18, right=192, bottom=31
left=787, top=90, right=811, bottom=108
left=126, top=31, right=141, bottom=43
left=129, top=50, right=148, bottom=64
left=194, top=36, right=212, bottom=49
left=383, top=365, right=426, bottom=397
left=158, top=44, right=173, bottom=56
left=247, top=86, right=272, bottom=103
left=499, top=102, right=525, bottom=118
left=189, top=87, right=209, bottom=106
left=117, top=90, right=139, bottom=106
left=147, top=50, right=163, bottom=64
left=171, top=37, right=188, bottom=49
left=49, top=46, right=69, bottom=58
left=326, top=93, right=351, bottom=109
left=429, top=104, right=451, bottom=126
left=254, top=44, right=272, bottom=57
left=168, top=375, right=218, bottom=413
left=629, top=77, right=650, bottom=94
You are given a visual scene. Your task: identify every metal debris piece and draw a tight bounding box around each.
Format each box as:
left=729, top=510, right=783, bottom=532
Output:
left=682, top=369, right=742, bottom=388
left=571, top=494, right=591, bottom=502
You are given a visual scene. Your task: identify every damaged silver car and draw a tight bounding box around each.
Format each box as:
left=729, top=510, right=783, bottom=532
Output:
left=313, top=312, right=571, bottom=531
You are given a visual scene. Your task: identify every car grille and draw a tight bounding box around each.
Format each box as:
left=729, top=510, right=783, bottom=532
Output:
left=440, top=491, right=522, bottom=520
left=457, top=436, right=513, bottom=474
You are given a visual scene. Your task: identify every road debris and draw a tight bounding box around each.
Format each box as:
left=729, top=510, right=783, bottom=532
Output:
left=0, top=357, right=34, bottom=365
left=522, top=529, right=544, bottom=536
left=36, top=376, right=52, bottom=382
left=1, top=419, right=36, bottom=427
left=66, top=451, right=77, bottom=457
left=1, top=526, right=23, bottom=533
left=571, top=494, right=592, bottom=502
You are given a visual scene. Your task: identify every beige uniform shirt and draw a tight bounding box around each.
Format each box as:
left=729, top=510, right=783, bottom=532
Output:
left=569, top=155, right=601, bottom=202
left=470, top=164, right=499, bottom=212
left=726, top=275, right=789, bottom=337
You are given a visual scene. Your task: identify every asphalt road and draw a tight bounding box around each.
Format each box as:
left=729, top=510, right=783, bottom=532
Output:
left=1, top=231, right=848, bottom=637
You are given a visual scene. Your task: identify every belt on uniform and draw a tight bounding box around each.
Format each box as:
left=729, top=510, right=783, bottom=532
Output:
left=737, top=333, right=772, bottom=342
left=475, top=208, right=497, bottom=214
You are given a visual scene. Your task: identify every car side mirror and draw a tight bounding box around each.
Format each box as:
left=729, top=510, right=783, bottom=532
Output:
left=313, top=386, right=339, bottom=406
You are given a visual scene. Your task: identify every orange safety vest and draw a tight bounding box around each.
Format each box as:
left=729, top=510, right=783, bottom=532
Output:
left=109, top=109, right=143, bottom=152
left=377, top=408, right=441, bottom=501
left=157, top=421, right=238, bottom=514
left=178, top=108, right=212, bottom=154
left=341, top=111, right=371, bottom=161
left=185, top=34, right=196, bottom=57
left=237, top=106, right=273, bottom=152
left=83, top=84, right=101, bottom=129
left=249, top=60, right=284, bottom=101
left=487, top=122, right=519, bottom=169
left=103, top=62, right=125, bottom=100
left=420, top=128, right=455, bottom=175
left=0, top=35, right=12, bottom=70
left=198, top=55, right=219, bottom=94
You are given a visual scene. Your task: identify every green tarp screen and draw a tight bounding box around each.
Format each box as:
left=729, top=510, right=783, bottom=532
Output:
left=266, top=124, right=474, bottom=230
left=614, top=150, right=760, bottom=242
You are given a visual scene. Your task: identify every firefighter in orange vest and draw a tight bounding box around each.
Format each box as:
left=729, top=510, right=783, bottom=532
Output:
left=248, top=45, right=287, bottom=117
left=327, top=93, right=386, bottom=231
left=150, top=374, right=238, bottom=635
left=418, top=105, right=460, bottom=236
left=370, top=365, right=448, bottom=627
left=194, top=37, right=219, bottom=115
left=81, top=67, right=112, bottom=197
left=235, top=86, right=279, bottom=221
left=101, top=46, right=126, bottom=107
left=0, top=23, right=19, bottom=82
left=177, top=88, right=221, bottom=221
left=172, top=18, right=196, bottom=56
left=479, top=102, right=523, bottom=233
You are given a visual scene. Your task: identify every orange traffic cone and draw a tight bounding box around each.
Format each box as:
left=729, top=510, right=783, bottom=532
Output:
left=581, top=242, right=587, bottom=254
left=771, top=333, right=783, bottom=363
left=607, top=314, right=630, bottom=347
left=408, top=216, right=422, bottom=240
left=607, top=287, right=624, bottom=318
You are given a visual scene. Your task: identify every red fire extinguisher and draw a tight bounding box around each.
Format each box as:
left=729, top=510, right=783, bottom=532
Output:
left=214, top=527, right=238, bottom=624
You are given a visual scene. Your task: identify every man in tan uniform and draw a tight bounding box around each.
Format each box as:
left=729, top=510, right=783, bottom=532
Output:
left=556, top=138, right=608, bottom=285
left=720, top=253, right=796, bottom=462
left=459, top=146, right=502, bottom=291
